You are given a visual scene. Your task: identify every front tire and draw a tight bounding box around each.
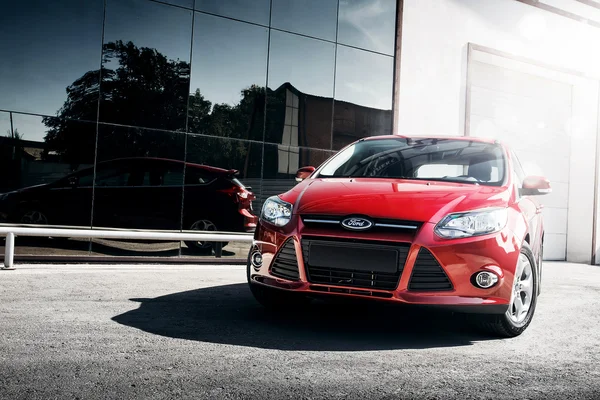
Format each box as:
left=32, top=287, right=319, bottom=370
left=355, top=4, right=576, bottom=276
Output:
left=474, top=242, right=538, bottom=338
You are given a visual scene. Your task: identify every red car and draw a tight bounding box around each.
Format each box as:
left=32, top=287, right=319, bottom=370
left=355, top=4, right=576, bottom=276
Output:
left=247, top=135, right=551, bottom=337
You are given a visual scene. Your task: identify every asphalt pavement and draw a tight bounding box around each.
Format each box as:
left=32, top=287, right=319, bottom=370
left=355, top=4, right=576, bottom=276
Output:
left=0, top=261, right=599, bottom=399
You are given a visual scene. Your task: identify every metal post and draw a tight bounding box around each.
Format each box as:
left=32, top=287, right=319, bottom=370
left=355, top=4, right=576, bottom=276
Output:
left=2, top=233, right=15, bottom=270
left=214, top=241, right=222, bottom=259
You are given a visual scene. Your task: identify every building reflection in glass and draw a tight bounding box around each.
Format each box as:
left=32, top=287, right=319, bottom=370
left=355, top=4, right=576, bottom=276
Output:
left=0, top=0, right=397, bottom=259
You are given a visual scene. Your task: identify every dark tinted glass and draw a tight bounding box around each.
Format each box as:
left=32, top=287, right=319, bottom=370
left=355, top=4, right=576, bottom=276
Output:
left=262, top=143, right=333, bottom=201
left=0, top=0, right=104, bottom=118
left=93, top=124, right=185, bottom=232
left=337, top=0, right=397, bottom=55
left=318, top=138, right=507, bottom=186
left=271, top=0, right=338, bottom=41
left=261, top=143, right=334, bottom=211
left=194, top=0, right=271, bottom=25
left=266, top=31, right=335, bottom=149
left=0, top=114, right=96, bottom=231
left=264, top=145, right=333, bottom=178
left=100, top=0, right=192, bottom=131
left=158, top=0, right=194, bottom=8
left=333, top=45, right=393, bottom=149
left=0, top=112, right=11, bottom=139
left=185, top=135, right=262, bottom=181
left=11, top=113, right=97, bottom=167
left=188, top=14, right=268, bottom=141
left=182, top=135, right=261, bottom=255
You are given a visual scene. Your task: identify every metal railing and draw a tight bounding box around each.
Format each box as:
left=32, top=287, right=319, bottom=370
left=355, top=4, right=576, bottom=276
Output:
left=0, top=226, right=254, bottom=270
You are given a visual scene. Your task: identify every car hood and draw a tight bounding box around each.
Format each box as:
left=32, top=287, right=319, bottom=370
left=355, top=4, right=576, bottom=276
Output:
left=286, top=178, right=510, bottom=224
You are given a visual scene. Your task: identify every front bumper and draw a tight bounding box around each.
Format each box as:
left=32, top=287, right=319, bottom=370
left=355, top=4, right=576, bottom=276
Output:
left=248, top=216, right=521, bottom=314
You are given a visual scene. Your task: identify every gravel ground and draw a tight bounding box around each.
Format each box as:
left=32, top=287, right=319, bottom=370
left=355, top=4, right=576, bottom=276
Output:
left=0, top=262, right=599, bottom=399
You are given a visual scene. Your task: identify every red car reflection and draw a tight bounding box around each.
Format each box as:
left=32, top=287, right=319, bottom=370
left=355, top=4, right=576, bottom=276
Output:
left=247, top=136, right=550, bottom=337
left=0, top=157, right=257, bottom=252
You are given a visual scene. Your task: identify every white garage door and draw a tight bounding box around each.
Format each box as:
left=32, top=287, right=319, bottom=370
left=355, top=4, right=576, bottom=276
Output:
left=467, top=57, right=573, bottom=260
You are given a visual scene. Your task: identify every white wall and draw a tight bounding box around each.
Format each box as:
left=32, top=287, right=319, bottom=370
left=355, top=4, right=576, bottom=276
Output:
left=397, top=0, right=600, bottom=263
left=397, top=0, right=600, bottom=136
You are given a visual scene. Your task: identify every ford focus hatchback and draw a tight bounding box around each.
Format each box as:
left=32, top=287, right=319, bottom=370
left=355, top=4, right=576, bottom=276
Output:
left=247, top=136, right=550, bottom=337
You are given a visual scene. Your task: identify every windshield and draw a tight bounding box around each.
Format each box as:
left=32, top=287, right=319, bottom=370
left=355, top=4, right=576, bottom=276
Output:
left=317, top=138, right=506, bottom=186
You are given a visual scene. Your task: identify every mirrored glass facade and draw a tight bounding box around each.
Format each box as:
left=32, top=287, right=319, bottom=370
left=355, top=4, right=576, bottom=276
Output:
left=0, top=0, right=398, bottom=259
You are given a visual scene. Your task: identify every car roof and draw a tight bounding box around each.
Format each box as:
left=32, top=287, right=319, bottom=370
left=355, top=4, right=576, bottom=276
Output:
left=364, top=134, right=501, bottom=145
left=97, top=157, right=237, bottom=176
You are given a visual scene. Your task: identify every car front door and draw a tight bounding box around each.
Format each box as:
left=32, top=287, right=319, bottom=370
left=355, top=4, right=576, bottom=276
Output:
left=141, top=160, right=185, bottom=230
left=92, top=161, right=142, bottom=229
left=92, top=159, right=184, bottom=230
left=43, top=168, right=95, bottom=227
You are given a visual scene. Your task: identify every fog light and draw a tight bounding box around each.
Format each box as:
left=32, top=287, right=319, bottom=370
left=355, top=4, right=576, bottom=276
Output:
left=474, top=271, right=499, bottom=289
left=251, top=251, right=263, bottom=268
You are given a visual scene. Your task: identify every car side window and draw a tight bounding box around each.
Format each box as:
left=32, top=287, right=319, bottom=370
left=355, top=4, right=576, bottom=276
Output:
left=146, top=166, right=183, bottom=186
left=185, top=169, right=215, bottom=185
left=94, top=167, right=133, bottom=187
left=511, top=151, right=526, bottom=198
left=76, top=170, right=95, bottom=187
left=162, top=168, right=183, bottom=186
left=512, top=151, right=526, bottom=181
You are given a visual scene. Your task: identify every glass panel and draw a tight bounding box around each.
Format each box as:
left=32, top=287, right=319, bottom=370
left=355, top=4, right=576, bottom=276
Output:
left=337, top=0, right=397, bottom=55
left=181, top=135, right=262, bottom=258
left=262, top=142, right=333, bottom=204
left=159, top=0, right=194, bottom=8
left=1, top=115, right=96, bottom=256
left=100, top=0, right=192, bottom=131
left=194, top=0, right=271, bottom=26
left=6, top=114, right=96, bottom=189
left=0, top=0, right=104, bottom=118
left=93, top=124, right=185, bottom=233
left=188, top=13, right=268, bottom=141
left=0, top=112, right=11, bottom=140
left=333, top=45, right=393, bottom=149
left=266, top=31, right=335, bottom=149
left=271, top=0, right=338, bottom=41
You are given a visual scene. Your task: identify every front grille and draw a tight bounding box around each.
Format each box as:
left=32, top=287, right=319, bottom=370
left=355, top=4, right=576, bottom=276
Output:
left=309, top=285, right=393, bottom=298
left=301, top=214, right=421, bottom=233
left=269, top=239, right=300, bottom=281
left=302, top=237, right=409, bottom=291
left=408, top=248, right=453, bottom=291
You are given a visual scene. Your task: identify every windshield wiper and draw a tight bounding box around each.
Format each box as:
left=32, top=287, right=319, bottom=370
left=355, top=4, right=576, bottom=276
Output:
left=406, top=177, right=481, bottom=185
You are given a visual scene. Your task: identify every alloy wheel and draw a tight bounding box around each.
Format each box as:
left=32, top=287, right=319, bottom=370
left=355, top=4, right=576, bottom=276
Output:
left=189, top=219, right=218, bottom=249
left=507, top=253, right=534, bottom=325
left=20, top=210, right=48, bottom=225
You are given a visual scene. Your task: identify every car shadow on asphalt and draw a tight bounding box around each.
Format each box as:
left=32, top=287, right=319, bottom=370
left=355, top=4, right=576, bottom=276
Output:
left=112, top=283, right=500, bottom=350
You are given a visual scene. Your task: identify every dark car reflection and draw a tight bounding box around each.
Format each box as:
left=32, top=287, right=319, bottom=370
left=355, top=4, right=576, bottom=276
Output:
left=0, top=157, right=257, bottom=251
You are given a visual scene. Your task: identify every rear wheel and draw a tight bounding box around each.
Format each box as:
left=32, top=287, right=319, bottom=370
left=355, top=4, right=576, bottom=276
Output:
left=473, top=242, right=538, bottom=338
left=184, top=218, right=228, bottom=253
left=19, top=209, right=48, bottom=225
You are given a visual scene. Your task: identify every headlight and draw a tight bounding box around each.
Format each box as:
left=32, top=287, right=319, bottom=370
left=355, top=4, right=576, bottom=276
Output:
left=435, top=208, right=508, bottom=239
left=260, top=196, right=293, bottom=226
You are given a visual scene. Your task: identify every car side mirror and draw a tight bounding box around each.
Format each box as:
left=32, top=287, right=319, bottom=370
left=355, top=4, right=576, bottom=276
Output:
left=295, top=166, right=316, bottom=182
left=522, top=175, right=551, bottom=196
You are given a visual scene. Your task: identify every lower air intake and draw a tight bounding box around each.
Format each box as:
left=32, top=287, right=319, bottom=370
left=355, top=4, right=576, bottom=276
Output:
left=408, top=248, right=453, bottom=291
left=269, top=239, right=300, bottom=281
